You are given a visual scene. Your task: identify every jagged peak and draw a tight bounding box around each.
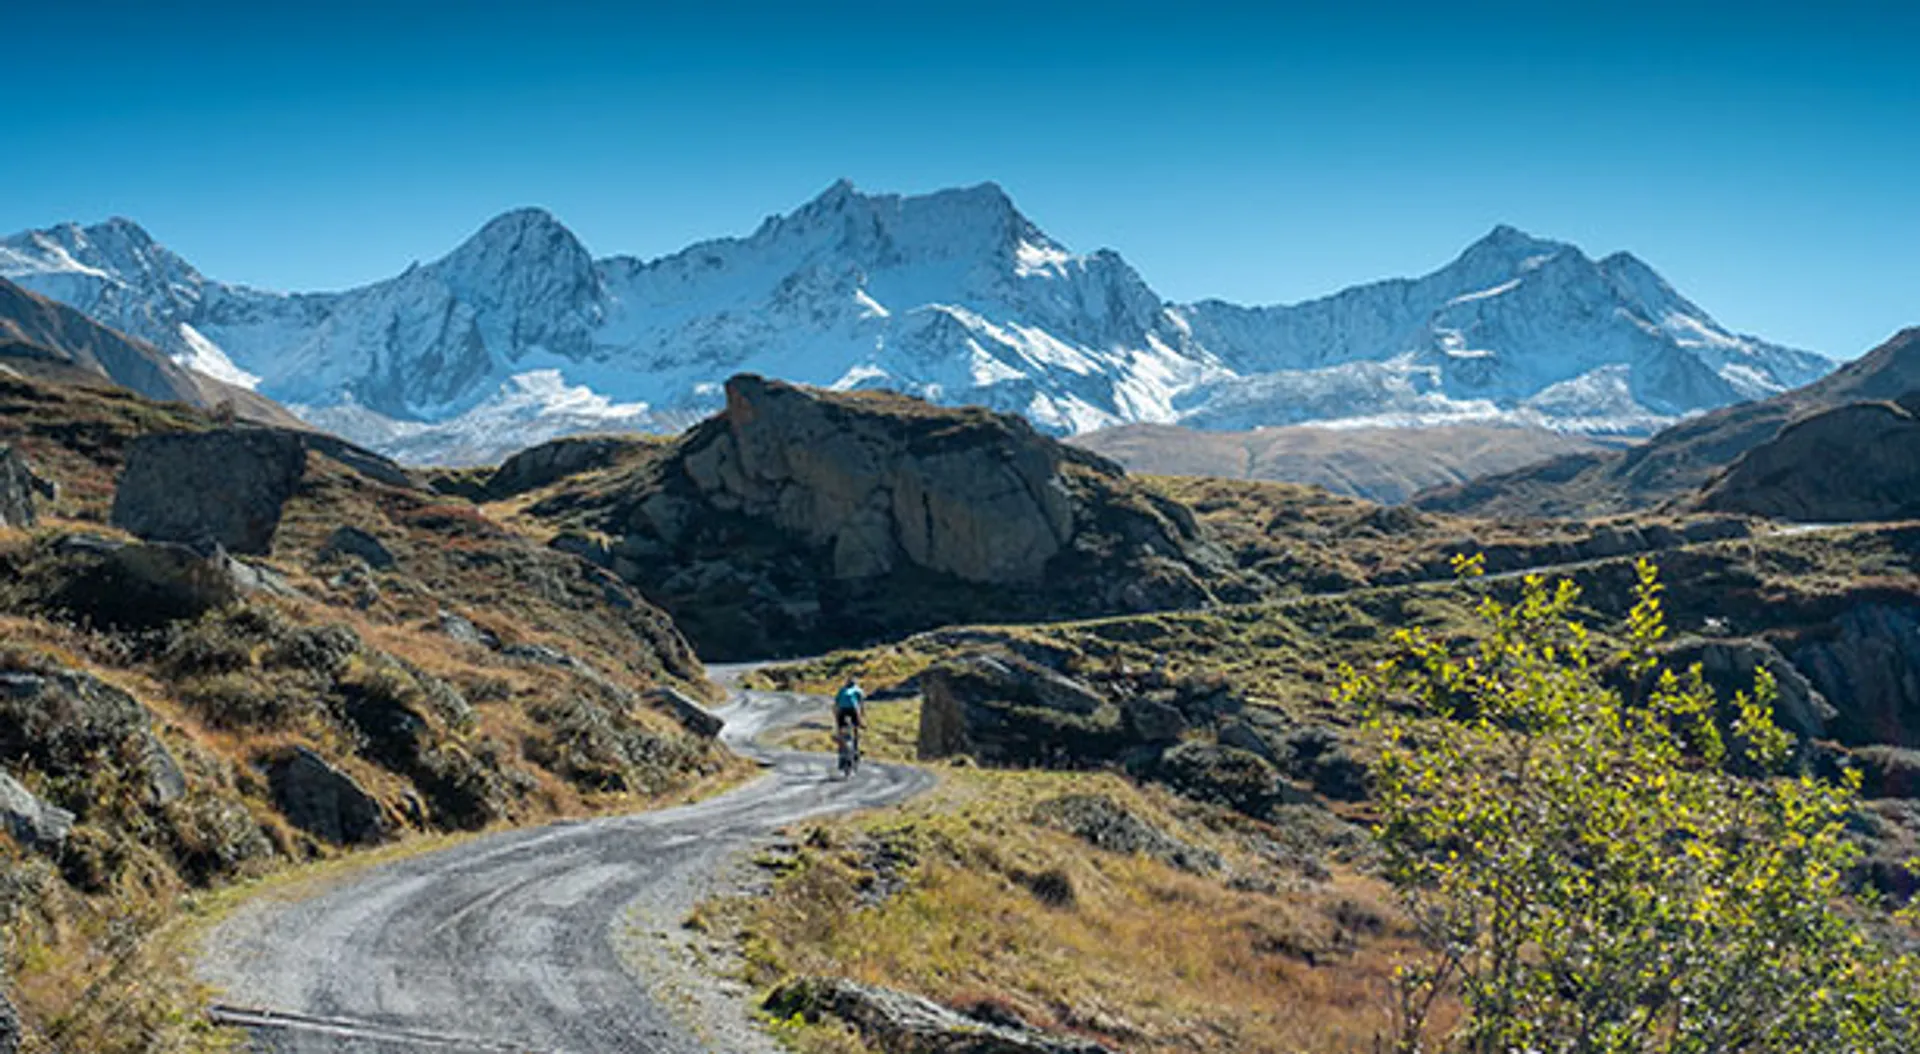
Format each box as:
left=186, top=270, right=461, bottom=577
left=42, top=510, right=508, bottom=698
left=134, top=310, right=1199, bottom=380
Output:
left=440, top=206, right=594, bottom=274
left=1459, top=223, right=1571, bottom=262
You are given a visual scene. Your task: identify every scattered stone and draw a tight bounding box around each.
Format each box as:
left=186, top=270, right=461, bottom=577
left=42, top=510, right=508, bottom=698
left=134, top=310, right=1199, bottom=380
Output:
left=1030, top=793, right=1220, bottom=874
left=500, top=642, right=584, bottom=669
left=264, top=747, right=387, bottom=846
left=110, top=428, right=307, bottom=554
left=763, top=976, right=1117, bottom=1054
left=645, top=686, right=725, bottom=738
left=0, top=444, right=54, bottom=528
left=321, top=525, right=396, bottom=569
left=0, top=770, right=74, bottom=849
left=438, top=610, right=500, bottom=649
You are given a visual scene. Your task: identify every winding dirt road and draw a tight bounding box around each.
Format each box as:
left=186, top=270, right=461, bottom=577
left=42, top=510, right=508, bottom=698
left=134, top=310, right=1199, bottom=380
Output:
left=199, top=671, right=932, bottom=1052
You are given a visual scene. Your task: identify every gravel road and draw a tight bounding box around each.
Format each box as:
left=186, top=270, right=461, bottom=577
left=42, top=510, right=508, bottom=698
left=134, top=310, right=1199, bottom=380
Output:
left=199, top=669, right=932, bottom=1052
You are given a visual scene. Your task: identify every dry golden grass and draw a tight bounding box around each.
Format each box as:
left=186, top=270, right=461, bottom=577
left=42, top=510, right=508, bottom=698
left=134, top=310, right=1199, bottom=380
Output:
left=712, top=766, right=1419, bottom=1054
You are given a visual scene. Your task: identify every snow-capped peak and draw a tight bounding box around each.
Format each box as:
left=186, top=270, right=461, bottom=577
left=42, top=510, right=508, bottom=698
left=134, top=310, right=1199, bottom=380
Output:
left=1, top=189, right=1834, bottom=465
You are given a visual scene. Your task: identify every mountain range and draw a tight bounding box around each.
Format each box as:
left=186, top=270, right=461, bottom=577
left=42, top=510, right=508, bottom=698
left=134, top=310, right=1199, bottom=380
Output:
left=0, top=182, right=1833, bottom=463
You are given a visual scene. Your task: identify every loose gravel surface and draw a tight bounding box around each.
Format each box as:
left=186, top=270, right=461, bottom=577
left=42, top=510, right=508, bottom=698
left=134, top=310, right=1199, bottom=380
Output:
left=199, top=668, right=932, bottom=1052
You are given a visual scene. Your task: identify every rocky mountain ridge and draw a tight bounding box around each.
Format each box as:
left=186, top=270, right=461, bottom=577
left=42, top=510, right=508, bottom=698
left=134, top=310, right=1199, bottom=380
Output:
left=2, top=184, right=1829, bottom=463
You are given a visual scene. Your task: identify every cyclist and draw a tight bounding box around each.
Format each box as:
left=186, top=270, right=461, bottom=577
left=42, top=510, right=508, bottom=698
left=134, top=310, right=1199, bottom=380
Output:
left=833, top=677, right=865, bottom=762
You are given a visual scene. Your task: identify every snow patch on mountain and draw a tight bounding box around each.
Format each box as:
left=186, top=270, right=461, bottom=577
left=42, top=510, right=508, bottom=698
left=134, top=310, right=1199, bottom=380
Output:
left=1, top=188, right=1832, bottom=464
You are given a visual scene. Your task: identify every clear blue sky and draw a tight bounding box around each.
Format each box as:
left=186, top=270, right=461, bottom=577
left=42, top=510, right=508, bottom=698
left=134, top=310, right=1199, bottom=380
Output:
left=6, top=1, right=1915, bottom=358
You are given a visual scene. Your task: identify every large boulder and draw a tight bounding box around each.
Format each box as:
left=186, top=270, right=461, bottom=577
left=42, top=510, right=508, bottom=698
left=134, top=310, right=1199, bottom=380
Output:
left=917, top=652, right=1129, bottom=766
left=526, top=376, right=1235, bottom=659
left=320, top=525, right=396, bottom=569
left=264, top=747, right=387, bottom=846
left=111, top=428, right=307, bottom=554
left=764, top=976, right=1117, bottom=1054
left=0, top=770, right=74, bottom=849
left=1149, top=742, right=1305, bottom=817
left=0, top=444, right=54, bottom=529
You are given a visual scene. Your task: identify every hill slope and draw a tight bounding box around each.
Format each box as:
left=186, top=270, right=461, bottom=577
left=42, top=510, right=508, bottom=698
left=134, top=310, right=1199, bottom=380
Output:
left=0, top=275, right=299, bottom=426
left=1415, top=327, right=1920, bottom=518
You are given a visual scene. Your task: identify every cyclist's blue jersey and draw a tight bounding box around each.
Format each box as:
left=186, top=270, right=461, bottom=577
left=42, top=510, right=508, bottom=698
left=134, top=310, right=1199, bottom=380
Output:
left=835, top=686, right=864, bottom=712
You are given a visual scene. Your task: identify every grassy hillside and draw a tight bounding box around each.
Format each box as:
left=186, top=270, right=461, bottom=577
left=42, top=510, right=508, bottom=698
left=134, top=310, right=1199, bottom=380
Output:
left=0, top=374, right=742, bottom=1052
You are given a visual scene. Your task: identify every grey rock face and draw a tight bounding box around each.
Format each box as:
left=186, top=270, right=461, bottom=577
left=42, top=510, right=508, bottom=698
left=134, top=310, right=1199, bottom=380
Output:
left=265, top=747, right=387, bottom=846
left=683, top=376, right=1075, bottom=583
left=111, top=428, right=307, bottom=554
left=0, top=444, right=54, bottom=528
left=1791, top=605, right=1920, bottom=747
left=321, top=525, right=396, bottom=569
left=0, top=770, right=74, bottom=849
left=764, top=975, right=1117, bottom=1054
left=1661, top=637, right=1837, bottom=741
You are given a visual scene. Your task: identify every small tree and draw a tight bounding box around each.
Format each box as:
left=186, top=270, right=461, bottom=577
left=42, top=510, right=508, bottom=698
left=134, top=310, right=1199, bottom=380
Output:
left=1342, top=556, right=1920, bottom=1054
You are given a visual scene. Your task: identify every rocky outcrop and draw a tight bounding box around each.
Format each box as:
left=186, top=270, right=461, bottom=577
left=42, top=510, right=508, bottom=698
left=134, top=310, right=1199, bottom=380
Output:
left=484, top=434, right=654, bottom=500
left=1659, top=637, right=1838, bottom=741
left=1702, top=399, right=1920, bottom=522
left=0, top=445, right=54, bottom=529
left=48, top=534, right=276, bottom=627
left=526, top=376, right=1235, bottom=658
left=0, top=769, right=74, bottom=849
left=918, top=653, right=1131, bottom=766
left=764, top=976, right=1117, bottom=1054
left=264, top=747, right=387, bottom=846
left=111, top=428, right=307, bottom=554
left=678, top=376, right=1080, bottom=583
left=0, top=667, right=185, bottom=806
left=1790, top=605, right=1920, bottom=747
